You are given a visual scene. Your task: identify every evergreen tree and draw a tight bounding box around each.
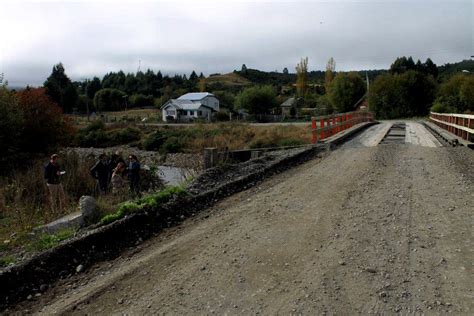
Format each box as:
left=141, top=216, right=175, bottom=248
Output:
left=424, top=58, right=438, bottom=78
left=189, top=71, right=198, bottom=81
left=43, top=63, right=78, bottom=113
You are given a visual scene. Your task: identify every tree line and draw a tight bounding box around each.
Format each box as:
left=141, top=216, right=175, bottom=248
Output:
left=19, top=57, right=474, bottom=119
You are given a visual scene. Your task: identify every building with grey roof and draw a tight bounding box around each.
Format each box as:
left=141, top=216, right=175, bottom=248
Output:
left=161, top=92, right=219, bottom=122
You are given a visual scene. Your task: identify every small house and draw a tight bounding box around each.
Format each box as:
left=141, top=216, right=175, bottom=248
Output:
left=161, top=92, right=219, bottom=122
left=281, top=97, right=298, bottom=117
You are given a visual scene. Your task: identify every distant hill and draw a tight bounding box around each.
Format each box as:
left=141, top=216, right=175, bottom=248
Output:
left=234, top=68, right=387, bottom=87
left=205, top=72, right=252, bottom=88
left=438, top=59, right=474, bottom=80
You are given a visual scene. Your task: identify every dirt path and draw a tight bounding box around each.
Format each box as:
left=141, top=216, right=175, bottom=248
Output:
left=13, top=124, right=473, bottom=315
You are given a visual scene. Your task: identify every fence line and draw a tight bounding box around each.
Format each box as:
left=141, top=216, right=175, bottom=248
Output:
left=429, top=112, right=474, bottom=142
left=311, top=111, right=374, bottom=144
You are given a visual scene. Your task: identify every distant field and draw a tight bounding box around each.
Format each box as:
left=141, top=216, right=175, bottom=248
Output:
left=66, top=108, right=161, bottom=127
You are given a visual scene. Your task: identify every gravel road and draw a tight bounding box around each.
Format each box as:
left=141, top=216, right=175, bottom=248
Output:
left=12, top=123, right=473, bottom=315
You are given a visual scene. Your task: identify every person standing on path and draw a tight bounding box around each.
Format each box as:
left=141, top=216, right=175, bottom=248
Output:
left=44, top=154, right=66, bottom=214
left=90, top=153, right=110, bottom=195
left=128, top=154, right=141, bottom=196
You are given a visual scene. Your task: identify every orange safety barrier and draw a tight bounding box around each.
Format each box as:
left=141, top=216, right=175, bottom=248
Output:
left=310, top=111, right=374, bottom=144
left=429, top=112, right=474, bottom=142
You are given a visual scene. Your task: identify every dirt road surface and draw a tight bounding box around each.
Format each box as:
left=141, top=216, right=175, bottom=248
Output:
left=13, top=122, right=473, bottom=315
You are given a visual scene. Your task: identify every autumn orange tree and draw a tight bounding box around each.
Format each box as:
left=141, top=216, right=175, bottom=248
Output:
left=0, top=86, right=24, bottom=174
left=16, top=87, right=73, bottom=153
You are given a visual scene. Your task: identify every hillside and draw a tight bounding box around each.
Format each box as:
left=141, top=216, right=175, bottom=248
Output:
left=438, top=59, right=474, bottom=80
left=205, top=72, right=252, bottom=87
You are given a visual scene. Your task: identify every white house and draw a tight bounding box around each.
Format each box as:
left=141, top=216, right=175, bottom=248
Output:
left=161, top=92, right=219, bottom=122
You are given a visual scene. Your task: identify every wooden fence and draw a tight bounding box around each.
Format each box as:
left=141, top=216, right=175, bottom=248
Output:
left=430, top=112, right=474, bottom=142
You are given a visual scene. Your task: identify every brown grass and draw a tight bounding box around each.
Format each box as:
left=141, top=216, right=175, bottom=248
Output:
left=183, top=123, right=312, bottom=152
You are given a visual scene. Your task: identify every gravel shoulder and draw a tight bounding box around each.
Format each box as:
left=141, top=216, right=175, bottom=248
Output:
left=10, top=132, right=473, bottom=314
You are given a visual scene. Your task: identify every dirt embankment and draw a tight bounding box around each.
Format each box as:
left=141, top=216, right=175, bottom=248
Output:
left=10, top=139, right=473, bottom=315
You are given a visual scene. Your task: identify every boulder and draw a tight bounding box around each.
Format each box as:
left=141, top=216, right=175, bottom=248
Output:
left=78, top=195, right=100, bottom=226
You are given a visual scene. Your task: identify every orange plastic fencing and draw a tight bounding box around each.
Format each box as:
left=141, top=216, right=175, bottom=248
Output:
left=311, top=111, right=374, bottom=144
left=430, top=112, right=474, bottom=142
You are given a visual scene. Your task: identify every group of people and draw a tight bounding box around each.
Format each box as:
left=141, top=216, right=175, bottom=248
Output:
left=44, top=152, right=142, bottom=212
left=89, top=151, right=141, bottom=195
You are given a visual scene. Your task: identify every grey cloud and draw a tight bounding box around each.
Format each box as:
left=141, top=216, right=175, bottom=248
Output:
left=0, top=1, right=471, bottom=86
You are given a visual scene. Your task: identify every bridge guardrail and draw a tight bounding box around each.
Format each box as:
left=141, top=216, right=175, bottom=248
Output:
left=311, top=111, right=374, bottom=144
left=429, top=112, right=474, bottom=142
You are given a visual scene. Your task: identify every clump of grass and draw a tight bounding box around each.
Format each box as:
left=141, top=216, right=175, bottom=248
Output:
left=99, top=186, right=186, bottom=226
left=0, top=255, right=16, bottom=267
left=27, top=228, right=75, bottom=252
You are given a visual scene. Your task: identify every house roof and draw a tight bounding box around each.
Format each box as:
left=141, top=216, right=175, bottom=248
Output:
left=162, top=99, right=215, bottom=111
left=177, top=92, right=214, bottom=101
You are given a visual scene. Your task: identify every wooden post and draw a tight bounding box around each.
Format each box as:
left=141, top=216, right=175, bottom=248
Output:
left=320, top=118, right=325, bottom=140
left=311, top=117, right=317, bottom=144
left=204, top=148, right=218, bottom=169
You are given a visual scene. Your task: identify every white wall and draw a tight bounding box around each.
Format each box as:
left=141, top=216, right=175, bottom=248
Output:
left=162, top=105, right=177, bottom=122
left=201, top=96, right=219, bottom=111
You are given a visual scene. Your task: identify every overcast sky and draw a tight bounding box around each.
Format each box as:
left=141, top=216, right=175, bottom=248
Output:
left=0, top=0, right=472, bottom=86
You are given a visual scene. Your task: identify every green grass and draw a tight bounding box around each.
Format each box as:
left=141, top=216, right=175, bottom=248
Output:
left=0, top=255, right=16, bottom=267
left=99, top=186, right=186, bottom=226
left=27, top=228, right=75, bottom=252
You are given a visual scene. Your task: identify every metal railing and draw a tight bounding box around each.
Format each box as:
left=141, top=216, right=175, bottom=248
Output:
left=430, top=112, right=474, bottom=142
left=311, top=111, right=374, bottom=144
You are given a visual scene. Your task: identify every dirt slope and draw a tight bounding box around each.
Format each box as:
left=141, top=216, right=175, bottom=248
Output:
left=12, top=133, right=473, bottom=315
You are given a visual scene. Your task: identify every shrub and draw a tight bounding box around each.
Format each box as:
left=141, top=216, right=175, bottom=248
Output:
left=430, top=101, right=456, bottom=114
left=75, top=124, right=110, bottom=147
left=161, top=136, right=186, bottom=154
left=129, top=94, right=154, bottom=108
left=434, top=74, right=474, bottom=113
left=235, top=85, right=278, bottom=115
left=93, top=88, right=127, bottom=112
left=75, top=123, right=141, bottom=147
left=108, top=127, right=141, bottom=144
left=142, top=131, right=167, bottom=151
left=215, top=111, right=230, bottom=121
left=0, top=86, right=24, bottom=175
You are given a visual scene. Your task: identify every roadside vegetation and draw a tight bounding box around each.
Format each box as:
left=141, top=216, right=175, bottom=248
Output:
left=1, top=56, right=473, bottom=267
left=73, top=121, right=311, bottom=153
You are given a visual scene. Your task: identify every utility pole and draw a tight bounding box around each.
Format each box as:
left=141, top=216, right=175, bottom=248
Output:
left=82, top=79, right=90, bottom=121
left=366, top=71, right=370, bottom=93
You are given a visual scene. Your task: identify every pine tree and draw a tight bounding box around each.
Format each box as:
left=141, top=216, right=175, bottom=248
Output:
left=43, top=63, right=77, bottom=113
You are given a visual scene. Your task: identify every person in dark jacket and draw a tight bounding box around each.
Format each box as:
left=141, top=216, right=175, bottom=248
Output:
left=127, top=154, right=141, bottom=196
left=90, top=153, right=110, bottom=194
left=44, top=154, right=66, bottom=214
